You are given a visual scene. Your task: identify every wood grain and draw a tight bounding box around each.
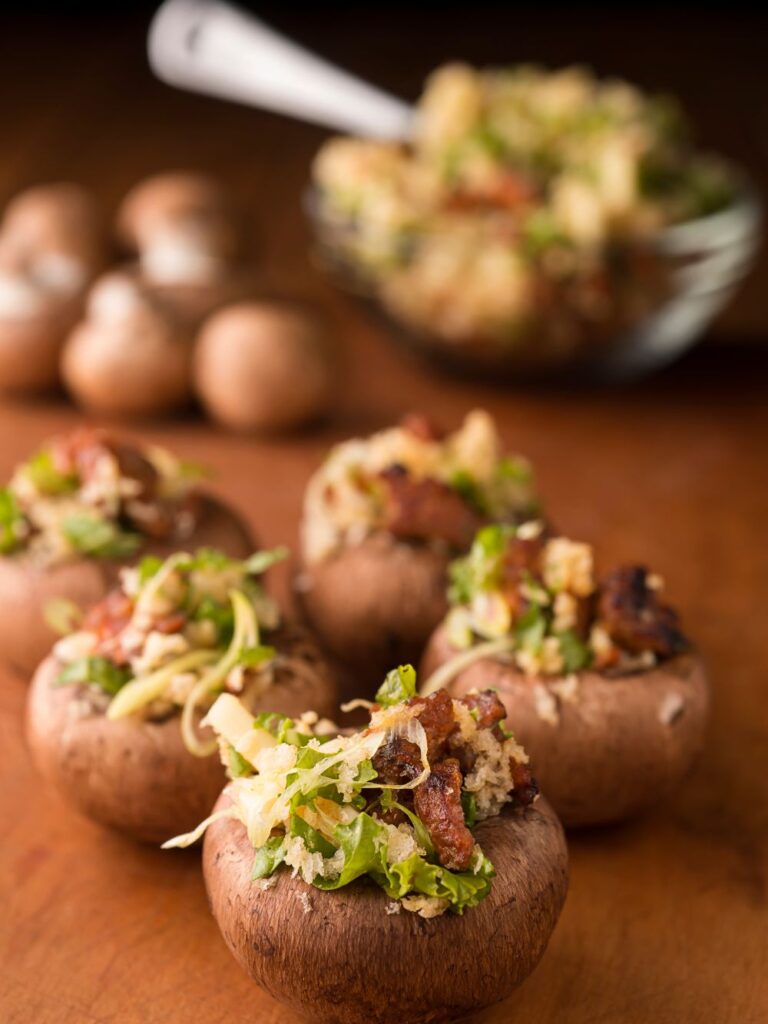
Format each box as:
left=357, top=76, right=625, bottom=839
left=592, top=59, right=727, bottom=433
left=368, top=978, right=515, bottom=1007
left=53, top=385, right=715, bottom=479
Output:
left=1, top=10, right=767, bottom=1024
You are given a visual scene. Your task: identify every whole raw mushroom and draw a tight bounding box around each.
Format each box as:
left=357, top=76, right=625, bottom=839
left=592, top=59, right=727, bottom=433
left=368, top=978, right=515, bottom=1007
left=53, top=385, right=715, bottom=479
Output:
left=194, top=301, right=335, bottom=432
left=61, top=269, right=193, bottom=419
left=0, top=182, right=105, bottom=394
left=117, top=171, right=249, bottom=325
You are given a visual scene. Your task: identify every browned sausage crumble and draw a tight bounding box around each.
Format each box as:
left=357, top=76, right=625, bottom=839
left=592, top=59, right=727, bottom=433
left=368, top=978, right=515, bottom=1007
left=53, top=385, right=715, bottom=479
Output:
left=445, top=523, right=690, bottom=677
left=372, top=688, right=538, bottom=872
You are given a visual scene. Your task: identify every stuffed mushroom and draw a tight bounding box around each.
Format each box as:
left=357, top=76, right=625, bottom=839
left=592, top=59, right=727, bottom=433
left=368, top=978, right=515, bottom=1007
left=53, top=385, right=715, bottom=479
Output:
left=0, top=182, right=106, bottom=394
left=420, top=522, right=709, bottom=826
left=26, top=547, right=337, bottom=843
left=165, top=665, right=568, bottom=1024
left=294, top=410, right=538, bottom=692
left=0, top=427, right=253, bottom=673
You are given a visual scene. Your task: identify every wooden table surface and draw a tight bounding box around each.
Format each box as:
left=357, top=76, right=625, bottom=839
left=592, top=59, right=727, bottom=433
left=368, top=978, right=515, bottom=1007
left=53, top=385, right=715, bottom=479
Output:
left=1, top=9, right=767, bottom=1024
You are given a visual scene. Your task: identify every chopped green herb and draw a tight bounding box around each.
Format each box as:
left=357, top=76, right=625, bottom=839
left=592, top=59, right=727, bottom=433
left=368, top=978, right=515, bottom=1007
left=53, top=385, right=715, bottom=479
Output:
left=21, top=449, right=78, bottom=496
left=0, top=487, right=25, bottom=554
left=496, top=456, right=534, bottom=484
left=289, top=813, right=337, bottom=857
left=61, top=514, right=141, bottom=559
left=244, top=547, right=289, bottom=576
left=514, top=604, right=547, bottom=652
left=461, top=791, right=478, bottom=828
left=137, top=554, right=164, bottom=584
left=450, top=469, right=488, bottom=515
left=556, top=630, right=592, bottom=672
left=54, top=656, right=131, bottom=696
left=448, top=523, right=516, bottom=604
left=192, top=596, right=234, bottom=642
left=228, top=746, right=253, bottom=779
left=375, top=665, right=417, bottom=707
left=251, top=836, right=286, bottom=880
left=238, top=645, right=276, bottom=668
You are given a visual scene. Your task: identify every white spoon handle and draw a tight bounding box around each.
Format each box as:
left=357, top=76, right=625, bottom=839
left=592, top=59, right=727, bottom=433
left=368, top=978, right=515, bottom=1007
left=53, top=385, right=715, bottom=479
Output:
left=148, top=0, right=414, bottom=139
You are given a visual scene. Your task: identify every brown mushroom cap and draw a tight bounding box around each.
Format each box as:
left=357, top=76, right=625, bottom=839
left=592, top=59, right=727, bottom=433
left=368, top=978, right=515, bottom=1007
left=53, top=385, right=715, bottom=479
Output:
left=1, top=182, right=106, bottom=274
left=421, top=623, right=709, bottom=827
left=0, top=494, right=254, bottom=676
left=251, top=622, right=339, bottom=723
left=26, top=654, right=227, bottom=844
left=61, top=269, right=193, bottom=419
left=295, top=533, right=449, bottom=697
left=0, top=183, right=106, bottom=394
left=116, top=172, right=239, bottom=260
left=203, top=794, right=568, bottom=1024
left=193, top=301, right=336, bottom=433
left=0, top=290, right=80, bottom=394
left=26, top=625, right=338, bottom=844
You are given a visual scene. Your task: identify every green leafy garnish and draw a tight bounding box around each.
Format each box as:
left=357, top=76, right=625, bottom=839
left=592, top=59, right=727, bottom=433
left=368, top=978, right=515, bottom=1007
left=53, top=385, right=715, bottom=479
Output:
left=192, top=596, right=235, bottom=642
left=228, top=746, right=253, bottom=779
left=514, top=604, right=547, bottom=652
left=375, top=665, right=417, bottom=707
left=0, top=488, right=26, bottom=554
left=238, top=645, right=276, bottom=668
left=61, top=514, right=141, bottom=559
left=448, top=523, right=516, bottom=604
left=385, top=851, right=495, bottom=913
left=137, top=554, right=164, bottom=584
left=54, top=656, right=132, bottom=696
left=557, top=630, right=592, bottom=672
left=461, top=791, right=478, bottom=828
left=290, top=813, right=337, bottom=857
left=496, top=456, right=534, bottom=484
left=450, top=469, right=488, bottom=515
left=21, top=449, right=78, bottom=496
left=314, top=813, right=390, bottom=890
left=244, top=547, right=289, bottom=576
left=252, top=711, right=314, bottom=748
left=252, top=836, right=286, bottom=879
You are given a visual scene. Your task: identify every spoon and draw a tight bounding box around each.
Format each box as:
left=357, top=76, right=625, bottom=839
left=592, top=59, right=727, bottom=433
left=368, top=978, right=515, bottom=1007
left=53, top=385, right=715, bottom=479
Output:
left=148, top=0, right=415, bottom=139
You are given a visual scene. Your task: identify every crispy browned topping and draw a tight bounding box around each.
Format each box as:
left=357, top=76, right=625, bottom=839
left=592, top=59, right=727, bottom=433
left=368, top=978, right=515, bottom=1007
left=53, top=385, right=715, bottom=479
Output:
left=414, top=758, right=475, bottom=871
left=379, top=466, right=483, bottom=550
left=598, top=565, right=688, bottom=658
left=371, top=689, right=536, bottom=871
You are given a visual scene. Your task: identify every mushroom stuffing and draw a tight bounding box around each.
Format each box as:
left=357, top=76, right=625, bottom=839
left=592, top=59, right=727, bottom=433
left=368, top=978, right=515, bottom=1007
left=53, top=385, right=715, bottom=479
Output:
left=0, top=427, right=253, bottom=672
left=420, top=522, right=709, bottom=825
left=26, top=547, right=337, bottom=842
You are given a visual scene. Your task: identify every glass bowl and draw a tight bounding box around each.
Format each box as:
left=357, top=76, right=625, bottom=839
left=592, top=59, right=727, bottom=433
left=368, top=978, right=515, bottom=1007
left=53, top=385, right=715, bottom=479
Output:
left=306, top=180, right=762, bottom=382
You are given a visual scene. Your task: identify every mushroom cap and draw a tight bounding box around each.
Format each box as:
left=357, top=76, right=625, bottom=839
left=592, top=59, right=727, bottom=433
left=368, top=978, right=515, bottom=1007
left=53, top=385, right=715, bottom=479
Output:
left=295, top=533, right=449, bottom=698
left=26, top=624, right=337, bottom=843
left=61, top=269, right=193, bottom=419
left=203, top=794, right=568, bottom=1024
left=193, top=300, right=336, bottom=433
left=248, top=621, right=340, bottom=723
left=1, top=182, right=105, bottom=274
left=0, top=281, right=80, bottom=394
left=26, top=654, right=227, bottom=844
left=421, top=623, right=710, bottom=826
left=116, top=171, right=239, bottom=258
left=0, top=494, right=254, bottom=675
